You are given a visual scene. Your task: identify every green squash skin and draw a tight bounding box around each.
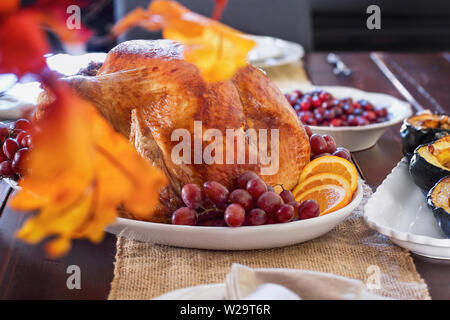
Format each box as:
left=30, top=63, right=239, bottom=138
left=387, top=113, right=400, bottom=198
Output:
left=409, top=144, right=450, bottom=194
left=426, top=178, right=450, bottom=238
left=400, top=120, right=450, bottom=159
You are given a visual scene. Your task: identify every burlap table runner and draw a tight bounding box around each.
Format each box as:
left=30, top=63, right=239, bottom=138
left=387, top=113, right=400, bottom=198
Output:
left=108, top=182, right=430, bottom=300
left=108, top=62, right=429, bottom=300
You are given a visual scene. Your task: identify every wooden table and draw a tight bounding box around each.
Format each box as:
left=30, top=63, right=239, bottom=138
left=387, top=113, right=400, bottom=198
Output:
left=0, top=52, right=449, bottom=300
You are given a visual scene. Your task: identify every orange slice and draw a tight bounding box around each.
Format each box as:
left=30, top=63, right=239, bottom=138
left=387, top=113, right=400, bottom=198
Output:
left=295, top=184, right=351, bottom=215
left=299, top=156, right=358, bottom=193
left=293, top=172, right=351, bottom=198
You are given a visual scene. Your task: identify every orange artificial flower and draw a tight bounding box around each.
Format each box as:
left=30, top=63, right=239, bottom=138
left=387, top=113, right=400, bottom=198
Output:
left=10, top=82, right=167, bottom=257
left=0, top=0, right=92, bottom=77
left=112, top=0, right=255, bottom=82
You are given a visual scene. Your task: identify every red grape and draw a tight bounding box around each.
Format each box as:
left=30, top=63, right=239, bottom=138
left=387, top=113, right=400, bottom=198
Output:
left=172, top=207, right=197, bottom=225
left=323, top=134, right=337, bottom=154
left=304, top=126, right=313, bottom=138
left=0, top=160, right=14, bottom=177
left=0, top=126, right=9, bottom=142
left=257, top=191, right=283, bottom=214
left=229, top=189, right=254, bottom=212
left=21, top=135, right=32, bottom=148
left=203, top=181, right=229, bottom=209
left=247, top=208, right=268, bottom=226
left=311, top=152, right=331, bottom=160
left=280, top=189, right=295, bottom=203
left=2, top=138, right=19, bottom=160
left=309, top=134, right=327, bottom=154
left=16, top=131, right=27, bottom=147
left=246, top=178, right=267, bottom=200
left=11, top=147, right=29, bottom=175
left=237, top=171, right=259, bottom=189
left=14, top=119, right=31, bottom=132
left=224, top=203, right=245, bottom=227
left=181, top=183, right=204, bottom=209
left=276, top=204, right=295, bottom=223
left=298, top=200, right=320, bottom=220
left=197, top=210, right=225, bottom=226
left=288, top=201, right=301, bottom=219
left=333, top=147, right=351, bottom=161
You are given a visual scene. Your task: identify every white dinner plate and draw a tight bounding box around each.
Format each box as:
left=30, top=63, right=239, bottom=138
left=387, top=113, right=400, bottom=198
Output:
left=105, top=181, right=363, bottom=250
left=282, top=85, right=413, bottom=151
left=364, top=158, right=450, bottom=259
left=248, top=35, right=304, bottom=68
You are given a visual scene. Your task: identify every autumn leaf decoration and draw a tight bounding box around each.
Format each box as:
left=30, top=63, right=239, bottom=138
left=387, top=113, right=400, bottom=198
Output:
left=1, top=0, right=167, bottom=257
left=112, top=0, right=256, bottom=82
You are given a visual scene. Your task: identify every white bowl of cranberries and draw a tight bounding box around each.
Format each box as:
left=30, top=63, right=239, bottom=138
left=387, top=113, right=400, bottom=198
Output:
left=284, top=86, right=412, bottom=151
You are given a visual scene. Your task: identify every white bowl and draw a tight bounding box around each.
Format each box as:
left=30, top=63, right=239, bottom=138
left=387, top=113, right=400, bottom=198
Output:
left=106, top=181, right=363, bottom=250
left=282, top=85, right=413, bottom=152
left=364, top=158, right=450, bottom=259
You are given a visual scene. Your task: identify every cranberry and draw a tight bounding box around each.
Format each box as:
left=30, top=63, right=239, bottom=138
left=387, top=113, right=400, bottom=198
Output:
left=353, top=102, right=362, bottom=109
left=348, top=115, right=358, bottom=126
left=300, top=100, right=312, bottom=111
left=285, top=94, right=297, bottom=106
left=306, top=117, right=318, bottom=126
left=312, top=96, right=322, bottom=108
left=343, top=103, right=354, bottom=115
left=315, top=107, right=326, bottom=115
left=319, top=92, right=332, bottom=101
left=332, top=99, right=343, bottom=108
left=314, top=111, right=323, bottom=123
left=321, top=101, right=332, bottom=109
left=330, top=118, right=342, bottom=127
left=363, top=111, right=377, bottom=122
left=299, top=111, right=313, bottom=123
left=293, top=90, right=303, bottom=99
left=323, top=109, right=335, bottom=120
left=375, top=108, right=388, bottom=118
left=353, top=108, right=363, bottom=116
left=333, top=106, right=343, bottom=117
left=357, top=116, right=369, bottom=126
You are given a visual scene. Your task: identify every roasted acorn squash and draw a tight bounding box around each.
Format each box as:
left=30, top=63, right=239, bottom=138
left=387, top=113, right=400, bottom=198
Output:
left=409, top=135, right=450, bottom=193
left=400, top=112, right=450, bottom=158
left=427, top=176, right=450, bottom=238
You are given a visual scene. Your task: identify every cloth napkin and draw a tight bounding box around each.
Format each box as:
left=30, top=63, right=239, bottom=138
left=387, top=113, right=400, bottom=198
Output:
left=226, top=264, right=389, bottom=300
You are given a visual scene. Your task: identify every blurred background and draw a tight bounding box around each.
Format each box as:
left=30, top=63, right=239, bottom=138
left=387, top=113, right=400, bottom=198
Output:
left=48, top=0, right=450, bottom=53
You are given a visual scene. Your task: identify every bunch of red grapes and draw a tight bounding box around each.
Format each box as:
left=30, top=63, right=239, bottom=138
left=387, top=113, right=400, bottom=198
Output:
left=0, top=119, right=32, bottom=179
left=285, top=89, right=388, bottom=127
left=303, top=125, right=351, bottom=161
left=172, top=172, right=320, bottom=227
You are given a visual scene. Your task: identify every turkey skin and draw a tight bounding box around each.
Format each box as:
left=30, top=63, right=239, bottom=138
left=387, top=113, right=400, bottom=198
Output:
left=38, top=40, right=310, bottom=222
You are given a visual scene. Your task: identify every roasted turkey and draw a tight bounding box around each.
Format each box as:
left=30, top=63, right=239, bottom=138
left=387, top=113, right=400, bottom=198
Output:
left=38, top=40, right=310, bottom=222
